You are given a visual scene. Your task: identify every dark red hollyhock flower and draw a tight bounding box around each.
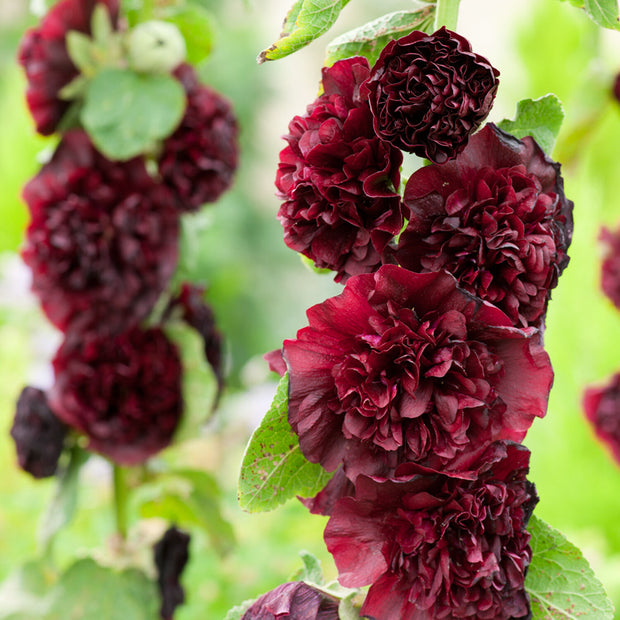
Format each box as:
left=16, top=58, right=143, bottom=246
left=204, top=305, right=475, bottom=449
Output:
left=241, top=581, right=339, bottom=620
left=584, top=372, right=620, bottom=466
left=325, top=442, right=537, bottom=620
left=275, top=57, right=403, bottom=282
left=283, top=265, right=552, bottom=480
left=10, top=386, right=67, bottom=479
left=22, top=130, right=179, bottom=337
left=396, top=124, right=573, bottom=328
left=613, top=73, right=620, bottom=104
left=600, top=225, right=620, bottom=310
left=49, top=327, right=183, bottom=465
left=154, top=526, right=190, bottom=620
left=362, top=27, right=499, bottom=164
left=158, top=63, right=239, bottom=212
left=17, top=0, right=119, bottom=135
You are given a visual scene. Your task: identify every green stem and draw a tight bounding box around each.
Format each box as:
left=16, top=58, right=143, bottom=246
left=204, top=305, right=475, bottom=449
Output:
left=434, top=0, right=461, bottom=31
left=113, top=465, right=128, bottom=540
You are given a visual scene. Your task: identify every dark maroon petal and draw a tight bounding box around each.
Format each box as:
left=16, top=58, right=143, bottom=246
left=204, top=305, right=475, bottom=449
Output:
left=397, top=123, right=573, bottom=327
left=362, top=27, right=499, bottom=163
left=298, top=467, right=354, bottom=516
left=10, top=386, right=67, bottom=478
left=600, top=225, right=620, bottom=310
left=154, top=526, right=190, bottom=620
left=264, top=348, right=287, bottom=377
left=49, top=327, right=183, bottom=465
left=584, top=372, right=620, bottom=465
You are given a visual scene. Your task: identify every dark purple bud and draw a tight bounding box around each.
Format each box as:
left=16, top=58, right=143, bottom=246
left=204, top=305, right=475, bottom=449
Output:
left=154, top=526, right=191, bottom=620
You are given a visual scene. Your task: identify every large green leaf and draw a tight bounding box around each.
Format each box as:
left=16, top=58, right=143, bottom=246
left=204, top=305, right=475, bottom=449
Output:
left=497, top=94, right=565, bottom=156
left=81, top=68, right=186, bottom=160
left=238, top=374, right=333, bottom=512
left=584, top=0, right=620, bottom=29
left=258, top=0, right=351, bottom=63
left=526, top=516, right=615, bottom=619
left=325, top=8, right=435, bottom=67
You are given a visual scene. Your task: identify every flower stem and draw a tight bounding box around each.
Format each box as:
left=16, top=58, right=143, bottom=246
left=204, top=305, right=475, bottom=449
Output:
left=113, top=465, right=128, bottom=541
left=434, top=0, right=461, bottom=31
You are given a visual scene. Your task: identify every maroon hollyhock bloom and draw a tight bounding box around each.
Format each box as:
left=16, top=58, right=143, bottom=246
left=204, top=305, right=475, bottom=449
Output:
left=613, top=73, right=620, bottom=104
left=158, top=64, right=239, bottom=212
left=49, top=327, right=183, bottom=465
left=275, top=57, right=403, bottom=282
left=325, top=442, right=537, bottom=620
left=241, top=581, right=339, bottom=620
left=17, top=0, right=119, bottom=135
left=283, top=265, right=552, bottom=480
left=154, top=526, right=190, bottom=620
left=362, top=27, right=499, bottom=164
left=22, top=130, right=179, bottom=336
left=396, top=124, right=573, bottom=328
left=10, top=386, right=67, bottom=479
left=584, top=372, right=620, bottom=465
left=600, top=224, right=620, bottom=310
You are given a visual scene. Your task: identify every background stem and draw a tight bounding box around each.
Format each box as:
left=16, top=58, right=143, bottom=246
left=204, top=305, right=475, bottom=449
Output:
left=434, top=0, right=461, bottom=31
left=113, top=465, right=128, bottom=540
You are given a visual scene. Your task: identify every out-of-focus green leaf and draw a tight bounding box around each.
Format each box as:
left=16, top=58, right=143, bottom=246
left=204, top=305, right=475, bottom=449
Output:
left=258, top=0, right=351, bottom=63
left=238, top=374, right=334, bottom=512
left=0, top=561, right=53, bottom=620
left=584, top=0, right=620, bottom=29
left=325, top=8, right=435, bottom=67
left=163, top=5, right=215, bottom=64
left=497, top=94, right=565, bottom=155
left=290, top=550, right=324, bottom=585
left=81, top=68, right=185, bottom=160
left=526, top=515, right=615, bottom=619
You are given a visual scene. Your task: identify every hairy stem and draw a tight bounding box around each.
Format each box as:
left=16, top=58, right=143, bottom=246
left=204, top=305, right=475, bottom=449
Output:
left=434, top=0, right=461, bottom=31
left=113, top=465, right=128, bottom=541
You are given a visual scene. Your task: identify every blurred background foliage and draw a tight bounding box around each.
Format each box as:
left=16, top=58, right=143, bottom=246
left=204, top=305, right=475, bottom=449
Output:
left=1, top=0, right=620, bottom=618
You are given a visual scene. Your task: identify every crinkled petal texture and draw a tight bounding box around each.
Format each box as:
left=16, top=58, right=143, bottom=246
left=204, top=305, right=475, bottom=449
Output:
left=396, top=124, right=573, bottom=328
left=159, top=64, right=239, bottom=212
left=584, top=371, right=620, bottom=466
left=600, top=225, right=620, bottom=310
left=325, top=442, right=537, bottom=620
left=22, top=130, right=179, bottom=337
left=10, top=386, right=67, bottom=479
left=275, top=57, right=403, bottom=282
left=49, top=327, right=183, bottom=465
left=17, top=0, right=119, bottom=135
left=283, top=265, right=553, bottom=480
left=362, top=27, right=499, bottom=164
left=241, top=581, right=339, bottom=620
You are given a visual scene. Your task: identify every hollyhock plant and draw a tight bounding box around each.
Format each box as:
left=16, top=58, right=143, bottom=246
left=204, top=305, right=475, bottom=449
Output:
left=22, top=130, right=179, bottom=337
left=324, top=442, right=537, bottom=620
left=600, top=224, right=620, bottom=310
left=10, top=386, right=67, bottom=479
left=158, top=63, right=239, bottom=212
left=154, top=526, right=191, bottom=620
left=283, top=265, right=553, bottom=480
left=584, top=372, right=620, bottom=465
left=395, top=123, right=573, bottom=328
left=17, top=0, right=119, bottom=135
left=49, top=327, right=183, bottom=465
left=275, top=56, right=403, bottom=282
left=241, top=581, right=339, bottom=620
left=362, top=27, right=499, bottom=164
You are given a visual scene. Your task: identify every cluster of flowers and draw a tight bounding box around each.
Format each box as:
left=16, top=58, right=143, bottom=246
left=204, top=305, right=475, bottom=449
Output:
left=583, top=224, right=620, bottom=464
left=249, top=28, right=574, bottom=619
left=10, top=0, right=237, bottom=474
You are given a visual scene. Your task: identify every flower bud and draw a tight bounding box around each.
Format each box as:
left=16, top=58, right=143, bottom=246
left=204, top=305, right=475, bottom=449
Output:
left=128, top=21, right=186, bottom=74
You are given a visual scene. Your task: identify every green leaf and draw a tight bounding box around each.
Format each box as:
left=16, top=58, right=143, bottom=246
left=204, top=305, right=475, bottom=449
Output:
left=325, top=8, right=435, bottom=67
left=91, top=3, right=114, bottom=46
left=223, top=600, right=255, bottom=620
left=525, top=515, right=615, bottom=619
left=238, top=374, right=334, bottom=512
left=0, top=561, right=54, bottom=620
left=290, top=550, right=324, bottom=585
left=497, top=94, right=565, bottom=156
left=81, top=68, right=186, bottom=160
left=338, top=594, right=362, bottom=620
left=38, top=445, right=89, bottom=553
left=258, top=0, right=351, bottom=63
left=163, top=5, right=215, bottom=64
left=584, top=0, right=620, bottom=29
left=45, top=559, right=158, bottom=620
left=65, top=31, right=98, bottom=76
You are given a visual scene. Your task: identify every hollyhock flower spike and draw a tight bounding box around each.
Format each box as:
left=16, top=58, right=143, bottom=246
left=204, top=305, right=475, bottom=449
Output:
left=396, top=123, right=573, bottom=328
left=362, top=27, right=499, bottom=164
left=49, top=327, right=183, bottom=465
left=283, top=264, right=553, bottom=481
left=17, top=0, right=119, bottom=135
left=584, top=372, right=620, bottom=466
left=158, top=64, right=239, bottom=212
left=22, top=130, right=179, bottom=337
left=275, top=56, right=403, bottom=282
left=10, top=386, right=67, bottom=479
left=325, top=441, right=537, bottom=620
left=600, top=224, right=620, bottom=310
left=241, top=581, right=339, bottom=620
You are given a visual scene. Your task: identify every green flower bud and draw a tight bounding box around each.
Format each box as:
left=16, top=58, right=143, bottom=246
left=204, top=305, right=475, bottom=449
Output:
left=128, top=21, right=186, bottom=74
